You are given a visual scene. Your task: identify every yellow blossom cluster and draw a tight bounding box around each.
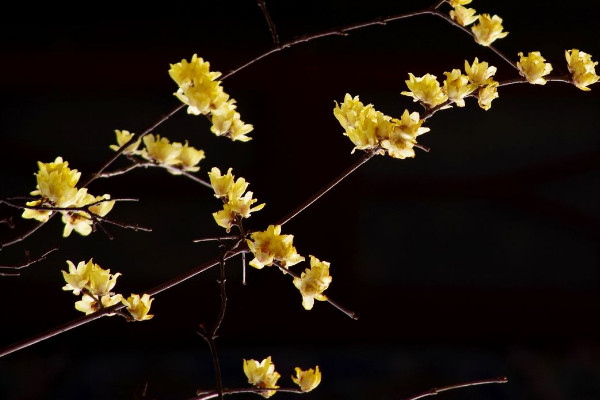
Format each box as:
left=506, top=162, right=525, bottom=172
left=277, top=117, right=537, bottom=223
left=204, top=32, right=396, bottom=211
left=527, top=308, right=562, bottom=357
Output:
left=110, top=131, right=206, bottom=175
left=62, top=259, right=154, bottom=320
left=448, top=1, right=508, bottom=47
left=334, top=94, right=429, bottom=158
left=208, top=167, right=265, bottom=232
left=516, top=52, right=553, bottom=85
left=21, top=157, right=116, bottom=237
left=293, top=255, right=332, bottom=310
left=243, top=357, right=321, bottom=398
left=565, top=49, right=599, bottom=91
left=402, top=58, right=500, bottom=112
left=246, top=225, right=304, bottom=269
left=169, top=54, right=253, bottom=142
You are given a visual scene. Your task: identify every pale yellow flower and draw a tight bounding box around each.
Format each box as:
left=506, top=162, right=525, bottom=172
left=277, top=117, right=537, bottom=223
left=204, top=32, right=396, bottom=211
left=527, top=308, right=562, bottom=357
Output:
left=21, top=200, right=53, bottom=222
left=443, top=69, right=477, bottom=107
left=477, top=81, right=499, bottom=110
left=292, top=366, right=322, bottom=392
left=142, top=135, right=183, bottom=166
left=517, top=52, right=553, bottom=85
left=449, top=0, right=471, bottom=6
left=88, top=262, right=121, bottom=297
left=30, top=157, right=81, bottom=208
left=450, top=5, right=478, bottom=27
left=472, top=14, right=508, bottom=46
left=62, top=260, right=92, bottom=295
left=380, top=110, right=430, bottom=159
left=334, top=94, right=383, bottom=153
left=229, top=191, right=265, bottom=218
left=293, top=256, right=332, bottom=310
left=247, top=225, right=305, bottom=269
left=208, top=167, right=235, bottom=198
left=213, top=204, right=237, bottom=232
left=210, top=98, right=254, bottom=142
left=464, top=58, right=497, bottom=86
left=109, top=130, right=141, bottom=154
left=75, top=293, right=123, bottom=315
left=176, top=141, right=205, bottom=172
left=565, top=49, right=599, bottom=91
left=61, top=211, right=93, bottom=237
left=123, top=293, right=154, bottom=321
left=243, top=357, right=281, bottom=398
left=61, top=193, right=115, bottom=237
left=87, top=194, right=116, bottom=217
left=402, top=73, right=448, bottom=108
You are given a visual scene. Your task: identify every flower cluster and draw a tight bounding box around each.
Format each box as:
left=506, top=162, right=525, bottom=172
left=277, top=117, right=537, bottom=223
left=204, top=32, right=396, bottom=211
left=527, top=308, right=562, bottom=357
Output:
left=62, top=259, right=154, bottom=320
left=293, top=256, right=332, bottom=310
left=169, top=54, right=253, bottom=142
left=208, top=167, right=265, bottom=232
left=334, top=94, right=429, bottom=158
left=517, top=52, right=553, bottom=85
left=21, top=157, right=115, bottom=237
left=402, top=58, right=500, bottom=112
left=243, top=357, right=321, bottom=398
left=246, top=225, right=304, bottom=269
left=565, top=49, right=599, bottom=91
left=110, top=131, right=206, bottom=175
left=448, top=1, right=508, bottom=47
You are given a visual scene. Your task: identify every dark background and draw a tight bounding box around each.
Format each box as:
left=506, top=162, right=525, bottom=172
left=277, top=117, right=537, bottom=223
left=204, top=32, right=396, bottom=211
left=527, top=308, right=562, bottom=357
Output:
left=1, top=1, right=600, bottom=399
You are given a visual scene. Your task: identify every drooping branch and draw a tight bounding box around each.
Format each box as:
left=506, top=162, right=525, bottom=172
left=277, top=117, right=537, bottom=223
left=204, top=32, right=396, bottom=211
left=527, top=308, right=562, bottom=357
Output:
left=0, top=247, right=58, bottom=277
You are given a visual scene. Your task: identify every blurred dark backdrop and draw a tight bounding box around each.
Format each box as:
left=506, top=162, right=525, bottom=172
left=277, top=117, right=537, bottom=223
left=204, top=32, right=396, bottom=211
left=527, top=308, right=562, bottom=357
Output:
left=1, top=1, right=600, bottom=399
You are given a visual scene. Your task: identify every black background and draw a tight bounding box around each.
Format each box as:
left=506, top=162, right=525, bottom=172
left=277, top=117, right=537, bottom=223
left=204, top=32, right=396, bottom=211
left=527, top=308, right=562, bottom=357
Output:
left=1, top=1, right=600, bottom=399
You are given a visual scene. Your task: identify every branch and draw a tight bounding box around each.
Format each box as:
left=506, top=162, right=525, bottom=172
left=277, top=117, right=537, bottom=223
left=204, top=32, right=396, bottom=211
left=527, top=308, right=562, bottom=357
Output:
left=403, top=376, right=508, bottom=400
left=193, top=387, right=304, bottom=400
left=0, top=247, right=58, bottom=277
left=257, top=0, right=280, bottom=46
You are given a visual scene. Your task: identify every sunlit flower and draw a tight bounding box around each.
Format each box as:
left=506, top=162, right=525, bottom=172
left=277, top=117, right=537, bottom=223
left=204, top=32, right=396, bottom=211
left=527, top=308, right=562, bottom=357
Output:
left=142, top=135, right=182, bottom=166
left=61, top=211, right=93, bottom=237
left=380, top=110, right=430, bottom=159
left=443, top=69, right=477, bottom=107
left=61, top=193, right=116, bottom=237
left=464, top=58, right=497, bottom=86
left=30, top=157, right=81, bottom=208
left=450, top=5, right=478, bottom=27
left=208, top=167, right=235, bottom=198
left=565, top=49, right=599, bottom=91
left=402, top=73, right=448, bottom=108
left=213, top=204, right=237, bottom=232
left=293, top=255, right=332, bottom=310
left=123, top=293, right=154, bottom=321
left=87, top=262, right=121, bottom=297
left=229, top=191, right=265, bottom=218
left=449, top=0, right=471, bottom=6
left=334, top=94, right=382, bottom=153
left=243, top=357, right=281, bottom=398
left=247, top=225, right=305, bottom=269
left=517, top=51, right=553, bottom=85
left=176, top=141, right=205, bottom=172
left=62, top=259, right=92, bottom=295
left=292, top=366, right=322, bottom=392
left=75, top=293, right=123, bottom=315
left=472, top=14, right=508, bottom=46
left=477, top=81, right=499, bottom=110
left=109, top=129, right=141, bottom=154
left=210, top=98, right=254, bottom=142
left=21, top=200, right=53, bottom=222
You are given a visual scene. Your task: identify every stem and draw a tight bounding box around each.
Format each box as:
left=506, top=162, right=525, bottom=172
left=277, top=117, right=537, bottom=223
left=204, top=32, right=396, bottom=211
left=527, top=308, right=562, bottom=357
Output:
left=403, top=376, right=508, bottom=400
left=257, top=0, right=280, bottom=46
left=0, top=247, right=58, bottom=277
left=193, top=387, right=304, bottom=400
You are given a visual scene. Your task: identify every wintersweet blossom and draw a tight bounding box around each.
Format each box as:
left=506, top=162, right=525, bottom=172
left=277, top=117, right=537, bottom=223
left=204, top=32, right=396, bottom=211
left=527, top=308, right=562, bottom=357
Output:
left=109, top=130, right=141, bottom=154
left=210, top=98, right=254, bottom=142
left=142, top=135, right=182, bottom=166
left=449, top=0, right=471, bottom=6
left=29, top=157, right=81, bottom=208
left=123, top=293, right=154, bottom=321
left=293, top=256, right=332, bottom=310
left=62, top=259, right=92, bottom=295
left=333, top=94, right=383, bottom=153
left=87, top=262, right=121, bottom=297
left=478, top=81, right=499, bottom=110
left=61, top=193, right=116, bottom=237
left=380, top=110, right=429, bottom=159
left=565, top=49, right=599, bottom=91
left=247, top=225, right=305, bottom=269
left=75, top=293, right=123, bottom=315
left=208, top=167, right=235, bottom=198
left=443, top=69, right=477, bottom=107
left=292, top=366, right=322, bottom=392
left=464, top=58, right=497, bottom=86
left=517, top=52, right=553, bottom=85
left=402, top=73, right=448, bottom=108
left=450, top=5, right=478, bottom=27
left=471, top=14, right=508, bottom=46
left=243, top=357, right=281, bottom=398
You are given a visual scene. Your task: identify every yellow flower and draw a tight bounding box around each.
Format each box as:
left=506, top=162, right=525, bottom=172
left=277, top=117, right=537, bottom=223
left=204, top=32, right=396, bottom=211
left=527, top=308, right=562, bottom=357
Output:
left=75, top=293, right=123, bottom=315
left=62, top=260, right=92, bottom=295
left=517, top=51, right=553, bottom=85
left=401, top=73, right=448, bottom=108
left=247, top=225, right=305, bottom=269
left=87, top=261, right=121, bottom=297
left=449, top=0, right=471, bottom=6
left=334, top=94, right=383, bottom=153
left=142, top=135, right=183, bottom=166
left=443, top=69, right=477, bottom=107
left=61, top=211, right=93, bottom=237
left=210, top=98, right=254, bottom=142
left=293, top=256, right=332, bottom=310
left=292, top=366, right=322, bottom=392
left=450, top=5, right=478, bottom=27
left=109, top=129, right=141, bottom=154
left=472, top=14, right=508, bottom=46
left=208, top=167, right=235, bottom=198
left=565, top=49, right=599, bottom=91
left=177, top=141, right=205, bottom=172
left=213, top=204, right=237, bottom=232
left=30, top=157, right=81, bottom=208
left=243, top=357, right=281, bottom=398
left=477, top=81, right=499, bottom=110
left=61, top=193, right=115, bottom=237
left=464, top=58, right=497, bottom=86
left=123, top=293, right=154, bottom=321
left=380, top=110, right=430, bottom=159
left=21, top=200, right=53, bottom=222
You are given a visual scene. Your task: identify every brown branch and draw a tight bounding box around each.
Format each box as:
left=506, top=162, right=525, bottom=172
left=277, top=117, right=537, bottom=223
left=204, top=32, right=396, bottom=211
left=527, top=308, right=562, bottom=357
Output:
left=402, top=376, right=508, bottom=400
left=100, top=160, right=212, bottom=189
left=0, top=247, right=58, bottom=277
left=193, top=387, right=304, bottom=400
left=257, top=0, right=280, bottom=46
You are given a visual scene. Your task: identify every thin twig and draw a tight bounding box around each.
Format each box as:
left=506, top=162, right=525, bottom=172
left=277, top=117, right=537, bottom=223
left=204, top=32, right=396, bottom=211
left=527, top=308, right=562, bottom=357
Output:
left=193, top=235, right=240, bottom=243
left=402, top=376, right=508, bottom=400
left=0, top=247, right=58, bottom=277
left=193, top=387, right=304, bottom=400
left=257, top=0, right=280, bottom=46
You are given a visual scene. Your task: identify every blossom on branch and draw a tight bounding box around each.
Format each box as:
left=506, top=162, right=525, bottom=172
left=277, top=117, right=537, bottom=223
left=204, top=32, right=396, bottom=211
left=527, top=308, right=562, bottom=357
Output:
left=243, top=356, right=281, bottom=398
left=402, top=73, right=448, bottom=108
left=565, top=49, right=599, bottom=91
left=247, top=225, right=304, bottom=269
left=292, top=366, right=322, bottom=392
left=122, top=293, right=154, bottom=321
left=141, top=134, right=205, bottom=174
left=517, top=52, right=553, bottom=85
left=109, top=130, right=141, bottom=155
left=293, top=256, right=332, bottom=310
left=471, top=14, right=508, bottom=46
left=477, top=81, right=499, bottom=110
left=464, top=58, right=497, bottom=86
left=450, top=5, right=478, bottom=27
left=380, top=110, right=430, bottom=159
left=443, top=69, right=477, bottom=107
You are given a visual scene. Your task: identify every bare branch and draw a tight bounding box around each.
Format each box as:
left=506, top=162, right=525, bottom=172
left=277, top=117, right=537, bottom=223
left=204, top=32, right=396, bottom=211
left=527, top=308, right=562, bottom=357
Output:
left=257, top=0, right=280, bottom=46
left=0, top=247, right=58, bottom=277
left=402, top=376, right=508, bottom=400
